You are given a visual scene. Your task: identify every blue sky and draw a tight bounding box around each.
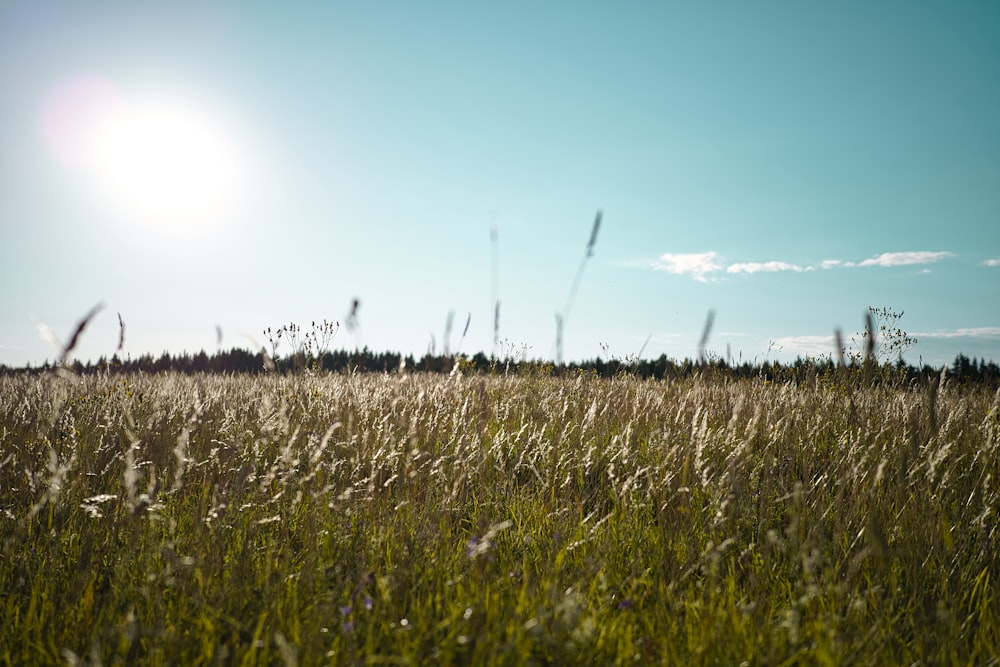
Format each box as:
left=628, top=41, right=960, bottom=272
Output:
left=2, top=1, right=999, bottom=368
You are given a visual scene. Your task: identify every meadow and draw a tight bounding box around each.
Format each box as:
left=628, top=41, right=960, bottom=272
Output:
left=1, top=365, right=997, bottom=665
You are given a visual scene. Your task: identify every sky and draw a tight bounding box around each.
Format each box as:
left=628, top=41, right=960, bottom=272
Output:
left=2, top=1, right=999, bottom=369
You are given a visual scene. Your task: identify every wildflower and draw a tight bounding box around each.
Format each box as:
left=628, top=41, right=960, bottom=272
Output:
left=466, top=521, right=512, bottom=559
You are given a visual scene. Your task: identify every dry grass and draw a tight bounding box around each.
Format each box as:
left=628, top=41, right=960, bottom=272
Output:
left=1, top=368, right=998, bottom=664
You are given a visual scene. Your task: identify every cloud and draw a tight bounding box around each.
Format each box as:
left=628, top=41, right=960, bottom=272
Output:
left=857, top=251, right=952, bottom=267
left=726, top=261, right=810, bottom=275
left=647, top=249, right=954, bottom=281
left=651, top=252, right=723, bottom=282
left=770, top=334, right=837, bottom=358
left=913, top=327, right=1000, bottom=340
left=982, top=258, right=1000, bottom=267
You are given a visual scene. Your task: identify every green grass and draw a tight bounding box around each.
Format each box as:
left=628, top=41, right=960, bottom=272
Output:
left=1, top=368, right=998, bottom=665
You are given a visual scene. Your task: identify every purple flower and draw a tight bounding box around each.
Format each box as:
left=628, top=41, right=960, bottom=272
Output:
left=466, top=538, right=480, bottom=558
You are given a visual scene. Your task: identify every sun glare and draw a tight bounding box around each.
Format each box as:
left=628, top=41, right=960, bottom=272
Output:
left=87, top=98, right=247, bottom=235
left=40, top=76, right=250, bottom=238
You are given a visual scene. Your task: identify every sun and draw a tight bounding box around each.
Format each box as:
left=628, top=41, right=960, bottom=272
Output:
left=89, top=98, right=247, bottom=235
left=86, top=96, right=249, bottom=237
left=41, top=77, right=250, bottom=238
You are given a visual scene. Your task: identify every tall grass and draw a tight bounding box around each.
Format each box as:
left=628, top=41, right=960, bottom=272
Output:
left=1, top=368, right=997, bottom=664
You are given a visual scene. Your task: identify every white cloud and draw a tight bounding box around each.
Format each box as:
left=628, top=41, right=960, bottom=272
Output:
left=914, top=327, right=1000, bottom=340
left=726, top=261, right=809, bottom=275
left=651, top=252, right=723, bottom=282
left=770, top=334, right=837, bottom=358
left=858, top=251, right=951, bottom=267
left=982, top=258, right=1000, bottom=267
left=648, top=249, right=954, bottom=281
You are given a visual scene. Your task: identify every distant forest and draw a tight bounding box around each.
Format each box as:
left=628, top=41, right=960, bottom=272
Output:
left=3, top=347, right=999, bottom=387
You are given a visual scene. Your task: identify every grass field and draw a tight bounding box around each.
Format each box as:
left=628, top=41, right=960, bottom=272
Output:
left=1, top=367, right=998, bottom=665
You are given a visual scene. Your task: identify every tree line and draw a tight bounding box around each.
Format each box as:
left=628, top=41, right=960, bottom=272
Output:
left=3, top=347, right=999, bottom=387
